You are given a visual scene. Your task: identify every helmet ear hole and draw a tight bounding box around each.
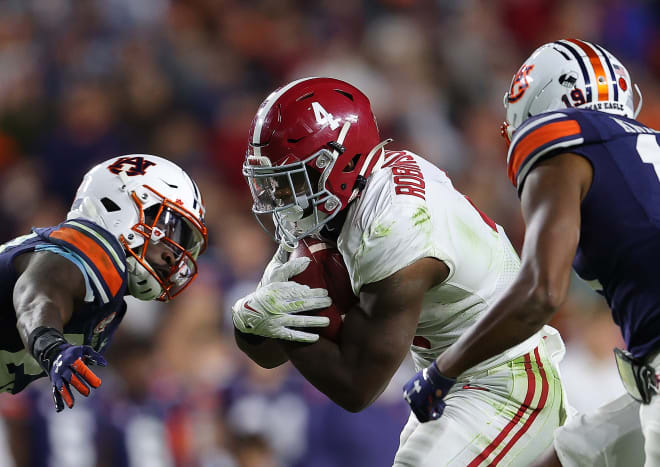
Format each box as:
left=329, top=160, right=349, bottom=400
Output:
left=342, top=154, right=361, bottom=173
left=100, top=197, right=121, bottom=212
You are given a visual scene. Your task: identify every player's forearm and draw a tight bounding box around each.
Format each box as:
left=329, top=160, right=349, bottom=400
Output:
left=13, top=252, right=83, bottom=348
left=437, top=155, right=583, bottom=377
left=282, top=338, right=392, bottom=412
left=436, top=274, right=561, bottom=378
left=233, top=328, right=289, bottom=368
left=13, top=283, right=65, bottom=349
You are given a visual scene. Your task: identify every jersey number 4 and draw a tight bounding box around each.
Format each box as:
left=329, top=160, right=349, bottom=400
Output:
left=637, top=135, right=660, bottom=182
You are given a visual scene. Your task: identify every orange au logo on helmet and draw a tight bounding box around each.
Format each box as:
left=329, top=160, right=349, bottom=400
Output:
left=508, top=64, right=535, bottom=103
left=107, top=156, right=156, bottom=176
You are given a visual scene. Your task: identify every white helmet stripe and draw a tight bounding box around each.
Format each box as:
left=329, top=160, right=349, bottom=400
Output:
left=251, top=77, right=318, bottom=157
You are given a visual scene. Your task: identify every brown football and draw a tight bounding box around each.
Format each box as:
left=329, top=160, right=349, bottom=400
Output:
left=290, top=237, right=358, bottom=342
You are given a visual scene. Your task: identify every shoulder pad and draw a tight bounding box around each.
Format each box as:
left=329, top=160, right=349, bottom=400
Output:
left=507, top=111, right=584, bottom=191
left=47, top=219, right=127, bottom=301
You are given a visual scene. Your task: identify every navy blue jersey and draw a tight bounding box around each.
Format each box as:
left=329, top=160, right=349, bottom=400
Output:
left=508, top=108, right=660, bottom=358
left=0, top=219, right=127, bottom=394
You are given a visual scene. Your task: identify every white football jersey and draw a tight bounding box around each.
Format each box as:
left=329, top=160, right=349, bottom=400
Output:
left=337, top=149, right=542, bottom=374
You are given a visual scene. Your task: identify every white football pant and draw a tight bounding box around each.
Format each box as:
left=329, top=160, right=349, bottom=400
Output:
left=394, top=330, right=567, bottom=466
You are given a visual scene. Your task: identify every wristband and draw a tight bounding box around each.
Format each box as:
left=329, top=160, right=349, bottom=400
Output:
left=28, top=326, right=68, bottom=372
left=427, top=361, right=456, bottom=392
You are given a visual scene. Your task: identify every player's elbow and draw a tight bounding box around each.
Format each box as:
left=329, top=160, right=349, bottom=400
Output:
left=333, top=392, right=373, bottom=413
left=233, top=331, right=289, bottom=368
left=328, top=382, right=382, bottom=412
left=343, top=404, right=366, bottom=413
left=524, top=283, right=564, bottom=324
left=513, top=265, right=569, bottom=328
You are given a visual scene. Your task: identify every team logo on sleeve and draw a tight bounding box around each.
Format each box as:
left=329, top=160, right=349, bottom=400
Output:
left=107, top=156, right=156, bottom=176
left=507, top=64, right=535, bottom=103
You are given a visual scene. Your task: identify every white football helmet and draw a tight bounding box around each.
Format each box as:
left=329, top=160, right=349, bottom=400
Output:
left=502, top=39, right=643, bottom=145
left=67, top=154, right=207, bottom=301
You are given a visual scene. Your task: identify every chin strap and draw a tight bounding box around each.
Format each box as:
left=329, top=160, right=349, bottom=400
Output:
left=126, top=256, right=163, bottom=301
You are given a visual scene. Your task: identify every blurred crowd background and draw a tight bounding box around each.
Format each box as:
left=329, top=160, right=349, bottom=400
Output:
left=0, top=0, right=658, bottom=466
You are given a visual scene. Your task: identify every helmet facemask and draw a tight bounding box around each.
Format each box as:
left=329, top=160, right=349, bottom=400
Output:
left=123, top=185, right=207, bottom=301
left=244, top=148, right=342, bottom=249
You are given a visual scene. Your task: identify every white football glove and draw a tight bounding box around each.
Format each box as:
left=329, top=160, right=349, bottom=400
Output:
left=259, top=244, right=295, bottom=288
left=233, top=254, right=331, bottom=343
left=232, top=281, right=332, bottom=343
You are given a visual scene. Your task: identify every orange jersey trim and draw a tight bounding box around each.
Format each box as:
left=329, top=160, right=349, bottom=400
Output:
left=50, top=226, right=123, bottom=297
left=567, top=39, right=609, bottom=102
left=508, top=120, right=581, bottom=184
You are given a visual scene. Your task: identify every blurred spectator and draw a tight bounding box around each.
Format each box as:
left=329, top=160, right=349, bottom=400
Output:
left=39, top=81, right=131, bottom=203
left=220, top=358, right=410, bottom=467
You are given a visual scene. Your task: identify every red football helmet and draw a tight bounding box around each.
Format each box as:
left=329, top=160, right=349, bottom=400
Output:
left=243, top=77, right=388, bottom=247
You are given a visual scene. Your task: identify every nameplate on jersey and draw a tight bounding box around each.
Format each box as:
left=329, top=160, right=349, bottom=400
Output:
left=382, top=151, right=426, bottom=200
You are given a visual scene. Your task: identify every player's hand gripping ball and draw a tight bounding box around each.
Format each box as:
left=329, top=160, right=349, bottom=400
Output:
left=290, top=238, right=358, bottom=342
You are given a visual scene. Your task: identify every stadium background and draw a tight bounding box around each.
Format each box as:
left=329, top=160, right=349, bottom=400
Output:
left=0, top=1, right=658, bottom=466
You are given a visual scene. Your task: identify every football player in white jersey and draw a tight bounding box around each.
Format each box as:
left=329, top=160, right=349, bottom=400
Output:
left=232, top=77, right=569, bottom=466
